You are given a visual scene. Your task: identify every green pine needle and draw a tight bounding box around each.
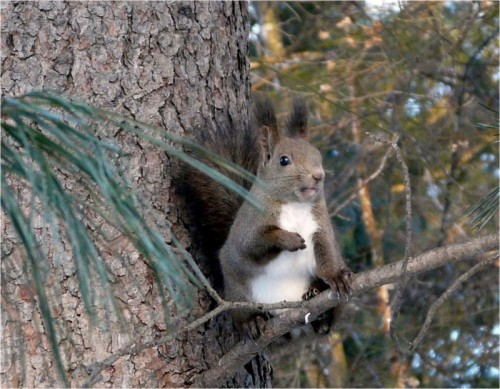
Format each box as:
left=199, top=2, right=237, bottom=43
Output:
left=1, top=91, right=260, bottom=384
left=466, top=187, right=499, bottom=230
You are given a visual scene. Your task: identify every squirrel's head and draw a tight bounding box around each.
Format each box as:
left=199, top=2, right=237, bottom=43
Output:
left=254, top=98, right=325, bottom=203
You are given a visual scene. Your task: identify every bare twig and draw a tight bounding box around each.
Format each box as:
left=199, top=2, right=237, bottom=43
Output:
left=365, top=132, right=414, bottom=351
left=83, top=234, right=498, bottom=387
left=330, top=144, right=394, bottom=217
left=84, top=234, right=314, bottom=386
left=81, top=233, right=498, bottom=387
left=82, top=297, right=312, bottom=387
left=388, top=137, right=413, bottom=350
left=195, top=234, right=498, bottom=387
left=409, top=255, right=498, bottom=352
left=172, top=238, right=224, bottom=304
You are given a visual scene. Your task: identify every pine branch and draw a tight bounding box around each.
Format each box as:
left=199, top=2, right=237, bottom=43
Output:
left=82, top=233, right=497, bottom=388
left=195, top=233, right=498, bottom=387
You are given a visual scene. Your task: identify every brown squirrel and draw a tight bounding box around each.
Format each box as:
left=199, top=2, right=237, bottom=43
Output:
left=179, top=97, right=353, bottom=333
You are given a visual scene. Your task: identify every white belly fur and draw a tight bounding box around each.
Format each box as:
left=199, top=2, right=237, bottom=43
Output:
left=251, top=202, right=318, bottom=304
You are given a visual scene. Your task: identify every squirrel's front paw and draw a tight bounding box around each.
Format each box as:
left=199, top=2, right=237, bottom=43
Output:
left=320, top=267, right=354, bottom=299
left=277, top=231, right=306, bottom=252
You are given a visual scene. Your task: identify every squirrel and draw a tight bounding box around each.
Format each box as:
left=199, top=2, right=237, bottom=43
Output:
left=178, top=97, right=353, bottom=334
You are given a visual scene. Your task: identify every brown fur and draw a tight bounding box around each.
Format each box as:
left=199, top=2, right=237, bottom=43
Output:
left=219, top=98, right=353, bottom=330
left=178, top=97, right=353, bottom=332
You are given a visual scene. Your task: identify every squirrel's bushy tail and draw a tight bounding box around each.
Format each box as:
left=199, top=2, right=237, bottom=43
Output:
left=177, top=101, right=273, bottom=286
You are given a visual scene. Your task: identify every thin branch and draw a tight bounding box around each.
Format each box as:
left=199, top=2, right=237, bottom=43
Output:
left=409, top=255, right=498, bottom=352
left=330, top=144, right=393, bottom=217
left=326, top=90, right=429, bottom=103
left=82, top=233, right=498, bottom=387
left=82, top=297, right=312, bottom=387
left=171, top=238, right=224, bottom=304
left=83, top=234, right=498, bottom=387
left=389, top=136, right=413, bottom=351
left=365, top=132, right=414, bottom=351
left=82, top=304, right=226, bottom=387
left=195, top=233, right=498, bottom=387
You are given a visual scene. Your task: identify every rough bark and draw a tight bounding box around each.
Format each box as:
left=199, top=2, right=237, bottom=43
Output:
left=1, top=1, right=270, bottom=387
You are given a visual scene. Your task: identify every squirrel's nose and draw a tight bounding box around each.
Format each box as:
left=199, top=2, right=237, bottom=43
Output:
left=312, top=168, right=325, bottom=183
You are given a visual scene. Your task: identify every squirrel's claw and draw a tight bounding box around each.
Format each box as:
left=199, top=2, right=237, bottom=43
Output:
left=322, top=267, right=354, bottom=301
left=302, top=287, right=321, bottom=301
left=339, top=268, right=354, bottom=295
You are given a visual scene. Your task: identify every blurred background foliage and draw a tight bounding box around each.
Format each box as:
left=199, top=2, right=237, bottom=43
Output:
left=249, top=1, right=498, bottom=387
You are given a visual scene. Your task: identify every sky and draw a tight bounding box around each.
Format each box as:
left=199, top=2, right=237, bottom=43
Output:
left=364, top=0, right=403, bottom=16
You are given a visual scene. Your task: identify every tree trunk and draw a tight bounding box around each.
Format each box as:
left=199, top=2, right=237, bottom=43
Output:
left=1, top=1, right=270, bottom=387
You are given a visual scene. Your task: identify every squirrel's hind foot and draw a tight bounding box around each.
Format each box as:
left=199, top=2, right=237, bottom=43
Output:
left=319, top=267, right=354, bottom=300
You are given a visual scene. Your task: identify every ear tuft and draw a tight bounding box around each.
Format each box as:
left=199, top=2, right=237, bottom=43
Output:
left=253, top=96, right=278, bottom=132
left=286, top=98, right=309, bottom=138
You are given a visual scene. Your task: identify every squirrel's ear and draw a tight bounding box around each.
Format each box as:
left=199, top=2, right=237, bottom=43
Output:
left=253, top=96, right=278, bottom=132
left=258, top=125, right=279, bottom=164
left=286, top=98, right=309, bottom=139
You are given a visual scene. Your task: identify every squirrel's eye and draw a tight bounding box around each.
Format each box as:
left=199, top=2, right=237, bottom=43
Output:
left=279, top=156, right=290, bottom=166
